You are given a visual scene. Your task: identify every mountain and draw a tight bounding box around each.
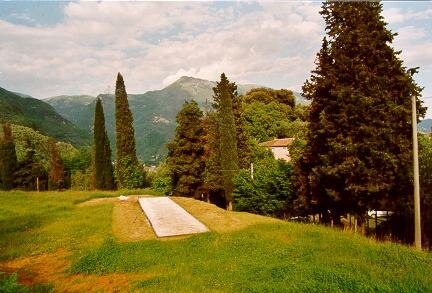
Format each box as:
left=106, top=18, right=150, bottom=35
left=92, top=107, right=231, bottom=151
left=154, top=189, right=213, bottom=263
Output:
left=419, top=119, right=432, bottom=133
left=0, top=87, right=90, bottom=146
left=45, top=76, right=306, bottom=164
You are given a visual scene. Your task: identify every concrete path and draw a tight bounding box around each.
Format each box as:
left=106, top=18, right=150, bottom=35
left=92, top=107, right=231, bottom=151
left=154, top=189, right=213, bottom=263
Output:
left=138, top=197, right=209, bottom=237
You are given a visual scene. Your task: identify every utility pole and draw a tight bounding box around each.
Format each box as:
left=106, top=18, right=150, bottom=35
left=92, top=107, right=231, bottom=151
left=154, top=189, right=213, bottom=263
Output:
left=412, top=94, right=422, bottom=250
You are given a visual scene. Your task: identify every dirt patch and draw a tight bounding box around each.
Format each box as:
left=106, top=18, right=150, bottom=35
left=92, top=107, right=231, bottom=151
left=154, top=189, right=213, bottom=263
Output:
left=171, top=197, right=281, bottom=233
left=112, top=199, right=157, bottom=242
left=0, top=250, right=156, bottom=292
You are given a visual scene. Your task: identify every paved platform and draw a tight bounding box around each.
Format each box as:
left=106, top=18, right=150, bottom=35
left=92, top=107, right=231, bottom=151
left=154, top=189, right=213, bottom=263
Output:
left=138, top=197, right=209, bottom=237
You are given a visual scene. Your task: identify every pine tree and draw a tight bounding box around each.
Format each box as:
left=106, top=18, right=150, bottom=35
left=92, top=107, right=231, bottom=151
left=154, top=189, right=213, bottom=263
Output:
left=0, top=123, right=18, bottom=190
left=167, top=100, right=205, bottom=198
left=213, top=73, right=239, bottom=210
left=297, top=2, right=426, bottom=225
left=114, top=72, right=141, bottom=188
left=48, top=139, right=64, bottom=190
left=94, top=98, right=116, bottom=190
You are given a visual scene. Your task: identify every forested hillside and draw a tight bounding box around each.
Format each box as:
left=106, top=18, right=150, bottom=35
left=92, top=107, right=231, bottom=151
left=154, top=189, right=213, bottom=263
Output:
left=0, top=87, right=90, bottom=146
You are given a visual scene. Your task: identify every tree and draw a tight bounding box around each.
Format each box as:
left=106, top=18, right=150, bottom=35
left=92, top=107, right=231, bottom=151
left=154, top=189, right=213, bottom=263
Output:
left=0, top=123, right=18, bottom=190
left=114, top=72, right=142, bottom=188
left=212, top=73, right=239, bottom=210
left=167, top=100, right=205, bottom=198
left=94, top=98, right=116, bottom=190
left=419, top=135, right=432, bottom=248
left=296, top=2, right=426, bottom=227
left=48, top=139, right=64, bottom=190
left=14, top=140, right=46, bottom=191
left=234, top=146, right=294, bottom=218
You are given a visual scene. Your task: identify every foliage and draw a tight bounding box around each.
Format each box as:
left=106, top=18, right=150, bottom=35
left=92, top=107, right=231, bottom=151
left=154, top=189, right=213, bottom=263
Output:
left=48, top=140, right=65, bottom=190
left=242, top=87, right=296, bottom=108
left=0, top=272, right=27, bottom=293
left=151, top=163, right=172, bottom=196
left=115, top=72, right=139, bottom=187
left=419, top=135, right=432, bottom=248
left=115, top=157, right=146, bottom=189
left=93, top=98, right=116, bottom=190
left=71, top=169, right=93, bottom=191
left=234, top=150, right=294, bottom=218
left=13, top=140, right=47, bottom=191
left=0, top=123, right=18, bottom=190
left=211, top=73, right=239, bottom=209
left=296, top=2, right=426, bottom=225
left=166, top=100, right=205, bottom=197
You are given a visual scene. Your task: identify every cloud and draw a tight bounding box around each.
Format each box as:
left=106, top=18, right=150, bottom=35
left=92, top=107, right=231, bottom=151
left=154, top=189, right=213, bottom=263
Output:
left=0, top=0, right=430, bottom=120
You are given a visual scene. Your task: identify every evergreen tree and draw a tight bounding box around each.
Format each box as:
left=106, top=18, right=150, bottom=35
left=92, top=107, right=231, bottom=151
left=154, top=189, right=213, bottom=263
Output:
left=14, top=140, right=46, bottom=191
left=94, top=98, right=116, bottom=190
left=167, top=100, right=205, bottom=198
left=114, top=72, right=141, bottom=188
left=203, top=112, right=225, bottom=206
left=297, top=2, right=426, bottom=225
left=48, top=139, right=64, bottom=190
left=0, top=123, right=18, bottom=190
left=213, top=73, right=239, bottom=210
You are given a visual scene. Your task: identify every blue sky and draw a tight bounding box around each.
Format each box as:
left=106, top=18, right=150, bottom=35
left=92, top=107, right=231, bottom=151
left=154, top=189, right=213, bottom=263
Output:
left=0, top=1, right=431, bottom=117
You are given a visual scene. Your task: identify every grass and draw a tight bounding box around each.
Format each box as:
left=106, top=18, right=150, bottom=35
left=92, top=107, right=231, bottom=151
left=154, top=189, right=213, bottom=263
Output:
left=0, top=190, right=431, bottom=292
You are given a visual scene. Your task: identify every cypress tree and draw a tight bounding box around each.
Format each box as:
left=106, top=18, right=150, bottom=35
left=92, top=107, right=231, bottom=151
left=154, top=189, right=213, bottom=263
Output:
left=48, top=139, right=64, bottom=190
left=297, top=2, right=426, bottom=225
left=94, top=98, right=116, bottom=190
left=115, top=72, right=140, bottom=188
left=14, top=139, right=46, bottom=191
left=0, top=123, right=18, bottom=190
left=213, top=73, right=239, bottom=210
left=167, top=100, right=205, bottom=198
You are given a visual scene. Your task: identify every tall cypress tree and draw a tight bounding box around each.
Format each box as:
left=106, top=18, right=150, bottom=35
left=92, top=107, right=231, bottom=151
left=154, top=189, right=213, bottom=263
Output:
left=213, top=73, right=239, bottom=210
left=94, top=98, right=116, bottom=190
left=0, top=123, right=18, bottom=190
left=297, top=2, right=426, bottom=225
left=167, top=100, right=205, bottom=198
left=115, top=72, right=140, bottom=188
left=48, top=139, right=64, bottom=190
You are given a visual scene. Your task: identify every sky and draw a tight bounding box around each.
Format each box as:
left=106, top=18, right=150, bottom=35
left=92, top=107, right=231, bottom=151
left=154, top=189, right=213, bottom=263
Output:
left=0, top=1, right=431, bottom=117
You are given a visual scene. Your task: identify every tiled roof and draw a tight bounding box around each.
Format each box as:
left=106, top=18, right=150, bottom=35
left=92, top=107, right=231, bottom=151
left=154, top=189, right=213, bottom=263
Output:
left=259, top=138, right=295, bottom=147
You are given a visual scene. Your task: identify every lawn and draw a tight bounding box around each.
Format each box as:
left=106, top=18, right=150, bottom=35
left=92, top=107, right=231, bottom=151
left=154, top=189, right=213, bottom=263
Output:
left=0, top=190, right=431, bottom=292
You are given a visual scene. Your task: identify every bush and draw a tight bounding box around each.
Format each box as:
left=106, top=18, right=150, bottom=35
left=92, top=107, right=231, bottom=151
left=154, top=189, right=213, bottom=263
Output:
left=0, top=272, right=27, bottom=293
left=115, top=157, right=147, bottom=189
left=151, top=163, right=172, bottom=195
left=71, top=169, right=93, bottom=191
left=234, top=152, right=295, bottom=218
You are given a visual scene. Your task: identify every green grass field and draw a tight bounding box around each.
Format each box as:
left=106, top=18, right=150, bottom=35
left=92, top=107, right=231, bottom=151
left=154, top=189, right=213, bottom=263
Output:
left=1, top=190, right=431, bottom=292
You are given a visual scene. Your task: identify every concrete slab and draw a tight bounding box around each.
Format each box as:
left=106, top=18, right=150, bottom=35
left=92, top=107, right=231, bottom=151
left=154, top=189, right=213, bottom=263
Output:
left=138, top=197, right=209, bottom=237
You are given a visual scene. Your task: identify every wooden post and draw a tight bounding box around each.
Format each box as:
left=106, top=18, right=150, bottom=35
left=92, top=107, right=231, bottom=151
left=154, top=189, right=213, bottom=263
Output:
left=36, top=177, right=40, bottom=192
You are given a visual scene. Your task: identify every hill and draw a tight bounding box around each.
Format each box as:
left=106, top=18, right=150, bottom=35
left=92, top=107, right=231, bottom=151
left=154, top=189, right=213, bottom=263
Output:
left=419, top=119, right=432, bottom=133
left=45, top=76, right=306, bottom=164
left=0, top=87, right=90, bottom=146
left=0, top=192, right=431, bottom=292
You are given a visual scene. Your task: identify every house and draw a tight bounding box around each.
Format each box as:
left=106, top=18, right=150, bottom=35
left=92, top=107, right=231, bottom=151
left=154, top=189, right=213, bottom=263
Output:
left=259, top=138, right=295, bottom=161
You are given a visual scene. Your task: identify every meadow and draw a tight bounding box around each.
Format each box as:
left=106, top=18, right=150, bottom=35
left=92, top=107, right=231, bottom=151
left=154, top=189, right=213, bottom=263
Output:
left=0, top=190, right=431, bottom=292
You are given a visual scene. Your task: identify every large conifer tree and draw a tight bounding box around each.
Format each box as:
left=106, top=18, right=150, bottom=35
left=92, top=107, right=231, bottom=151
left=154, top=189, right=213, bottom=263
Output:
left=212, top=73, right=239, bottom=210
left=297, top=2, right=426, bottom=224
left=94, top=98, right=116, bottom=190
left=115, top=72, right=140, bottom=188
left=0, top=123, right=18, bottom=190
left=167, top=100, right=205, bottom=197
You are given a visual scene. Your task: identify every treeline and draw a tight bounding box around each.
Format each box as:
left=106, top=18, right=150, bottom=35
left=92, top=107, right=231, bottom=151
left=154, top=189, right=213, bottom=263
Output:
left=159, top=73, right=306, bottom=214
left=0, top=72, right=148, bottom=191
left=159, top=1, right=432, bottom=249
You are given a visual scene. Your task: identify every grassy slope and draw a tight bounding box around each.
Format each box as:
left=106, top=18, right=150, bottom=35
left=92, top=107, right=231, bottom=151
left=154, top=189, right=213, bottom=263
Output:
left=0, top=191, right=431, bottom=292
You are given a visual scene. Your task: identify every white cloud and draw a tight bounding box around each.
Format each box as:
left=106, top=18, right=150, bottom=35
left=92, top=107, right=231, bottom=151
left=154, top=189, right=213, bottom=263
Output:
left=0, top=0, right=430, bottom=119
